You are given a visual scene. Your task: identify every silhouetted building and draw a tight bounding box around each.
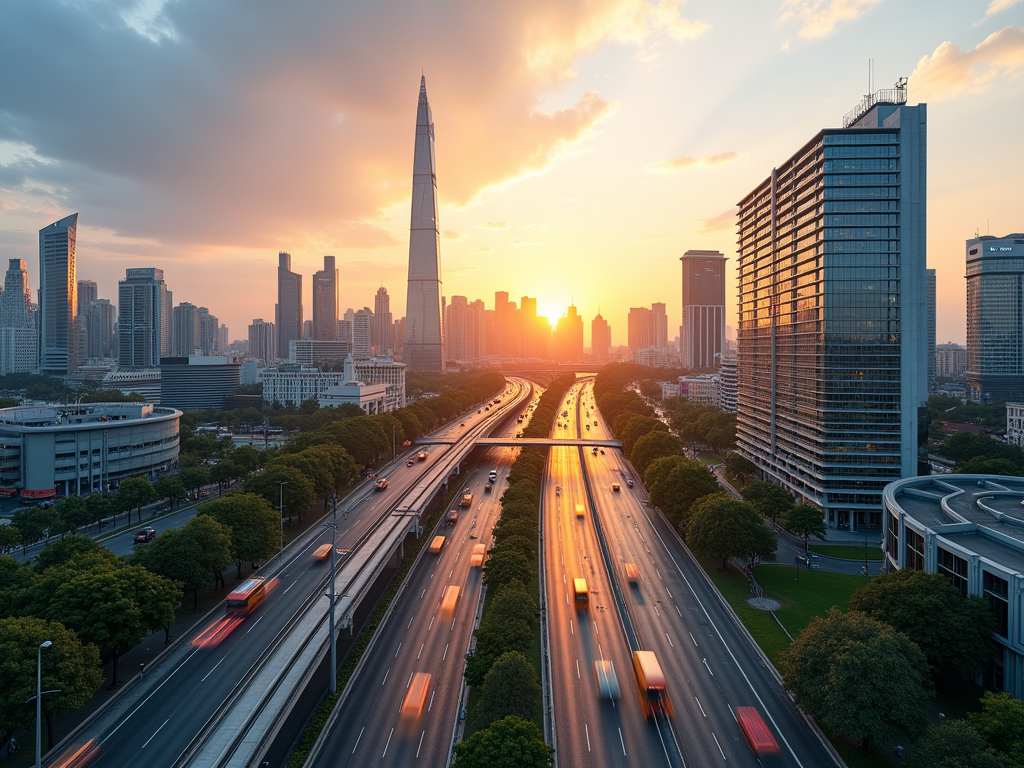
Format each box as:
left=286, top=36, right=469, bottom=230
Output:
left=591, top=313, right=611, bottom=362
left=248, top=318, right=275, bottom=363
left=681, top=249, right=726, bottom=370
left=313, top=255, right=339, bottom=341
left=276, top=252, right=302, bottom=361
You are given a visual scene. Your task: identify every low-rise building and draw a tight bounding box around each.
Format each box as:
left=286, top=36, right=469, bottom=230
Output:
left=678, top=374, right=720, bottom=407
left=289, top=339, right=352, bottom=366
left=937, top=342, right=967, bottom=380
left=0, top=402, right=180, bottom=497
left=1007, top=403, right=1024, bottom=446
left=319, top=382, right=389, bottom=414
left=261, top=354, right=405, bottom=411
left=634, top=347, right=670, bottom=367
left=160, top=356, right=241, bottom=411
left=101, top=369, right=162, bottom=402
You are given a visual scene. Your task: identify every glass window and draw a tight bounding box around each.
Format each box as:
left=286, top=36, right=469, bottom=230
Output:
left=982, top=571, right=1009, bottom=637
left=937, top=547, right=968, bottom=596
left=905, top=528, right=924, bottom=571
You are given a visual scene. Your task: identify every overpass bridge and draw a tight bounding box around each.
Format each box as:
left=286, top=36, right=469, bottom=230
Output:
left=416, top=436, right=622, bottom=448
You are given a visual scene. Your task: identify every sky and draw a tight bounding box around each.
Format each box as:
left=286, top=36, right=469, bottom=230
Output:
left=1, top=0, right=1023, bottom=347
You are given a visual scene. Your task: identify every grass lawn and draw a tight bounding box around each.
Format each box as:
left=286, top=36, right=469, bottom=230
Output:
left=809, top=544, right=883, bottom=561
left=697, top=451, right=723, bottom=465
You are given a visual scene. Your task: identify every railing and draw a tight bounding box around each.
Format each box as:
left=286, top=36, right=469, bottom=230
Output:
left=842, top=77, right=908, bottom=128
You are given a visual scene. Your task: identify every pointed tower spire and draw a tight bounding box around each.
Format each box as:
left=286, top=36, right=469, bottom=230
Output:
left=403, top=74, right=446, bottom=372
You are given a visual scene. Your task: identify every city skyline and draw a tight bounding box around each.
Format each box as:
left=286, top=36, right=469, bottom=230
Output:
left=1, top=2, right=1021, bottom=346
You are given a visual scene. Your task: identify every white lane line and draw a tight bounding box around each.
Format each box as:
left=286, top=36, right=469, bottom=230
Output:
left=712, top=731, right=726, bottom=759
left=695, top=697, right=707, bottom=717
left=428, top=690, right=435, bottom=711
left=246, top=616, right=263, bottom=633
left=657, top=568, right=663, bottom=581
left=666, top=587, right=673, bottom=599
left=141, top=718, right=169, bottom=749
left=408, top=616, right=414, bottom=629
left=569, top=619, right=574, bottom=636
left=428, top=616, right=435, bottom=631
left=443, top=643, right=449, bottom=661
left=585, top=723, right=592, bottom=752
left=381, top=667, right=390, bottom=685
left=449, top=569, right=454, bottom=578
left=382, top=728, right=394, bottom=758
left=282, top=582, right=296, bottom=595
left=703, top=658, right=713, bottom=676
left=563, top=573, right=566, bottom=584
left=201, top=657, right=225, bottom=682
left=395, top=642, right=402, bottom=658
left=417, top=643, right=424, bottom=659
left=103, top=647, right=200, bottom=742
left=420, top=589, right=426, bottom=598
left=593, top=620, right=600, bottom=635
left=618, top=727, right=626, bottom=755
left=654, top=605, right=660, bottom=616
left=689, top=632, right=698, bottom=647
left=352, top=726, right=364, bottom=754
left=565, top=594, right=569, bottom=605
left=406, top=672, right=414, bottom=688
left=676, top=604, right=683, bottom=617
left=576, top=659, right=581, bottom=679
left=416, top=730, right=426, bottom=758
left=666, top=632, right=674, bottom=648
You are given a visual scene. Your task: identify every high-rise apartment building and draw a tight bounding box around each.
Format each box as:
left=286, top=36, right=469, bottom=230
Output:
left=373, top=286, right=393, bottom=354
left=651, top=302, right=668, bottom=351
left=312, top=255, right=339, bottom=341
left=591, top=313, right=611, bottom=362
left=218, top=324, right=229, bottom=354
left=276, top=252, right=302, bottom=360
left=445, top=296, right=487, bottom=361
left=735, top=79, right=927, bottom=533
left=402, top=76, right=445, bottom=372
left=118, top=268, right=172, bottom=369
left=353, top=308, right=373, bottom=359
left=83, top=299, right=115, bottom=360
left=39, top=213, right=79, bottom=375
left=926, top=268, right=936, bottom=393
left=627, top=307, right=652, bottom=352
left=248, top=318, right=275, bottom=362
left=553, top=305, right=584, bottom=362
left=965, top=233, right=1024, bottom=401
left=172, top=302, right=200, bottom=356
left=936, top=342, right=966, bottom=379
left=681, top=249, right=726, bottom=370
left=0, top=259, right=38, bottom=374
left=198, top=307, right=219, bottom=355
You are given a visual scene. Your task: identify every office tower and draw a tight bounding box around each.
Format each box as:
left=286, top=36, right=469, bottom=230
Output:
left=627, top=307, right=652, bottom=352
left=172, top=302, right=200, bottom=356
left=392, top=317, right=405, bottom=360
left=160, top=355, right=241, bottom=410
left=926, top=269, right=936, bottom=393
left=966, top=233, right=1024, bottom=401
left=373, top=286, right=393, bottom=354
left=118, top=268, right=172, bottom=369
left=353, top=307, right=373, bottom=359
left=276, top=252, right=302, bottom=360
left=651, top=302, right=669, bottom=351
left=402, top=76, right=445, bottom=372
left=718, top=354, right=738, bottom=413
left=681, top=249, right=727, bottom=369
left=77, top=280, right=97, bottom=306
left=553, top=305, right=584, bottom=362
left=469, top=299, right=487, bottom=359
left=735, top=79, right=927, bottom=533
left=39, top=213, right=79, bottom=375
left=445, top=295, right=469, bottom=360
left=248, top=318, right=275, bottom=362
left=198, top=307, right=219, bottom=355
left=313, top=255, right=339, bottom=340
left=0, top=259, right=38, bottom=374
left=591, top=312, right=611, bottom=362
left=75, top=279, right=97, bottom=365
left=936, top=342, right=967, bottom=379
left=85, top=299, right=115, bottom=359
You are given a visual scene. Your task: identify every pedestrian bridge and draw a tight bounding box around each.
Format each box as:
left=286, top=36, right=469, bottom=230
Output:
left=415, top=437, right=622, bottom=448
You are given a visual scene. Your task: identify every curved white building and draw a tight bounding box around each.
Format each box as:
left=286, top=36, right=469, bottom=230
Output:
left=883, top=475, right=1024, bottom=697
left=0, top=402, right=180, bottom=497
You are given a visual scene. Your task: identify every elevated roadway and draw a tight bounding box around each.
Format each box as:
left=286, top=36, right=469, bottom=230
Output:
left=417, top=436, right=622, bottom=448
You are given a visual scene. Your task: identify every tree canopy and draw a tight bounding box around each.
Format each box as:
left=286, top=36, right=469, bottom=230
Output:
left=477, top=651, right=542, bottom=729
left=452, top=716, right=553, bottom=768
left=199, top=493, right=281, bottom=577
left=686, top=494, right=776, bottom=569
left=644, top=455, right=719, bottom=529
left=741, top=481, right=795, bottom=522
left=968, top=691, right=1024, bottom=766
left=784, top=505, right=827, bottom=548
left=905, top=721, right=1006, bottom=768
left=630, top=430, right=683, bottom=478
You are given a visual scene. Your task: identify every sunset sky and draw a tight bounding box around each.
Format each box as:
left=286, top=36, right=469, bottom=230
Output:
left=1, top=0, right=1023, bottom=347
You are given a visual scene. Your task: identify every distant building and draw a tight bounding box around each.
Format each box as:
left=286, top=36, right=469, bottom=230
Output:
left=0, top=259, right=38, bottom=374
left=39, top=213, right=79, bottom=375
left=198, top=307, right=219, bottom=355
left=101, top=369, right=162, bottom=401
left=248, top=318, right=275, bottom=363
left=634, top=347, right=669, bottom=367
left=81, top=298, right=115, bottom=360
left=312, top=255, right=339, bottom=341
left=627, top=306, right=651, bottom=353
left=118, top=268, right=172, bottom=369
left=160, top=356, right=241, bottom=411
left=172, top=302, right=200, bottom=356
left=0, top=402, right=180, bottom=496
left=591, top=312, right=611, bottom=362
left=349, top=355, right=406, bottom=411
left=260, top=366, right=346, bottom=407
left=553, top=305, right=584, bottom=362
left=718, top=354, right=737, bottom=413
left=659, top=381, right=680, bottom=399
left=1007, top=403, right=1024, bottom=446
left=373, top=286, right=393, bottom=354
left=276, top=252, right=303, bottom=361
left=445, top=296, right=487, bottom=361
left=966, top=233, right=1024, bottom=401
left=288, top=338, right=352, bottom=366
left=239, top=360, right=263, bottom=386
left=927, top=268, right=936, bottom=393
left=936, top=342, right=967, bottom=379
left=678, top=374, right=720, bottom=407
left=353, top=308, right=373, bottom=359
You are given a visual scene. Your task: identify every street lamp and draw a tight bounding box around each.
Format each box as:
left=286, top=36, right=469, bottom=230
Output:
left=37, top=640, right=51, bottom=768
left=322, top=523, right=338, bottom=695
left=279, top=481, right=289, bottom=556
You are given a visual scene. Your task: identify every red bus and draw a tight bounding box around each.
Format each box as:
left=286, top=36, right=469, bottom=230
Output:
left=226, top=577, right=270, bottom=619
left=633, top=651, right=673, bottom=719
left=736, top=707, right=781, bottom=765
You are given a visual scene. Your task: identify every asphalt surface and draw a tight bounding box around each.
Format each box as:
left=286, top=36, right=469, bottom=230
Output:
left=44, top=384, right=531, bottom=768
left=304, top=388, right=539, bottom=768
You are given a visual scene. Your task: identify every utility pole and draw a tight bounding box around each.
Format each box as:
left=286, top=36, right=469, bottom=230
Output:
left=323, top=523, right=338, bottom=695
left=279, top=481, right=289, bottom=556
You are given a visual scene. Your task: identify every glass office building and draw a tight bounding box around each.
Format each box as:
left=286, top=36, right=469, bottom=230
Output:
left=735, top=80, right=928, bottom=532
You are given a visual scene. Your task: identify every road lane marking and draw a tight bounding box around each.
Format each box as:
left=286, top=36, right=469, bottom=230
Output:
left=593, top=620, right=599, bottom=635
left=665, top=587, right=673, bottom=598
left=406, top=672, right=414, bottom=687
left=246, top=616, right=263, bottom=633
left=666, top=632, right=673, bottom=647
left=428, top=616, right=435, bottom=631
left=676, top=604, right=683, bottom=617
left=689, top=632, right=697, bottom=646
left=102, top=646, right=201, bottom=742
left=618, top=727, right=626, bottom=755
left=416, top=730, right=426, bottom=758
left=654, top=605, right=660, bottom=616
left=569, top=619, right=574, bottom=636
left=381, top=667, right=390, bottom=685
left=352, top=726, right=364, bottom=753
left=428, top=690, right=435, bottom=711
left=382, top=728, right=394, bottom=758
left=395, top=642, right=402, bottom=658
left=695, top=696, right=707, bottom=717
left=201, top=657, right=225, bottom=682
left=408, top=617, right=413, bottom=628
left=417, top=643, right=424, bottom=659
left=576, top=659, right=581, bottom=679
left=140, top=718, right=169, bottom=749
left=703, top=658, right=713, bottom=676
left=585, top=723, right=591, bottom=752
left=712, top=731, right=726, bottom=759
left=444, top=643, right=450, bottom=660
left=657, top=568, right=663, bottom=581
left=282, top=582, right=296, bottom=595
left=420, top=589, right=426, bottom=598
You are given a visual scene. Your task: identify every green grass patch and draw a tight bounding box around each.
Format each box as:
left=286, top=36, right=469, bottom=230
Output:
left=703, top=561, right=793, bottom=664
left=809, top=544, right=883, bottom=561
left=697, top=452, right=723, bottom=465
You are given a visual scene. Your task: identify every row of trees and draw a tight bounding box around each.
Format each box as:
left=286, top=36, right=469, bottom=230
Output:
left=453, top=374, right=575, bottom=768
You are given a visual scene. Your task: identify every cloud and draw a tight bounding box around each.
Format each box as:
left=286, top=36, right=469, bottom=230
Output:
left=511, top=239, right=543, bottom=247
left=780, top=38, right=791, bottom=51
left=985, top=0, right=1023, bottom=17
left=696, top=207, right=737, bottom=234
left=479, top=221, right=512, bottom=229
left=644, top=151, right=739, bottom=173
left=442, top=229, right=467, bottom=240
left=779, top=0, right=884, bottom=39
left=910, top=27, right=1024, bottom=102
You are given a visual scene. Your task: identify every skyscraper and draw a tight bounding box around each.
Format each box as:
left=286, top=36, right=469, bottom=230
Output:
left=627, top=306, right=652, bottom=352
left=966, top=233, right=1024, bottom=401
left=553, top=305, right=584, bottom=362
left=313, top=255, right=339, bottom=341
left=591, top=312, right=611, bottom=362
left=172, top=302, right=200, bottom=356
left=402, top=76, right=445, bottom=372
left=926, top=268, right=936, bottom=393
left=248, top=318, right=275, bottom=363
left=276, top=252, right=302, bottom=360
left=681, top=249, right=726, bottom=369
left=373, top=286, right=393, bottom=354
left=735, top=79, right=927, bottom=533
left=353, top=307, right=373, bottom=359
left=198, top=307, right=219, bottom=354
left=118, top=268, right=172, bottom=369
left=0, top=259, right=37, bottom=375
left=39, top=213, right=79, bottom=375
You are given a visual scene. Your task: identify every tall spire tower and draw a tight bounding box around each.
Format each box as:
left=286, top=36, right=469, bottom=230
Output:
left=402, top=75, right=446, bottom=372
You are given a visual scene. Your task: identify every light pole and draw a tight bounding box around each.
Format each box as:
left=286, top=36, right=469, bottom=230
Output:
left=392, top=423, right=396, bottom=462
left=36, top=640, right=51, bottom=768
left=323, top=523, right=338, bottom=695
left=279, top=481, right=289, bottom=556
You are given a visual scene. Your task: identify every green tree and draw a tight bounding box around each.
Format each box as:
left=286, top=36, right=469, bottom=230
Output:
left=478, top=652, right=542, bottom=729
left=0, top=524, right=20, bottom=555
left=211, top=459, right=245, bottom=491
left=905, top=720, right=1007, bottom=768
left=153, top=475, right=185, bottom=509
left=54, top=496, right=91, bottom=534
left=33, top=535, right=103, bottom=573
left=619, top=416, right=667, bottom=457
left=0, top=555, right=36, bottom=617
left=132, top=524, right=226, bottom=610
left=115, top=476, right=157, bottom=524
left=199, top=493, right=281, bottom=578
left=686, top=494, right=776, bottom=570
left=630, top=430, right=683, bottom=478
left=242, top=465, right=315, bottom=524
left=0, top=616, right=104, bottom=750
left=46, top=564, right=180, bottom=687
left=179, top=466, right=212, bottom=496
left=954, top=456, right=1024, bottom=476
left=181, top=514, right=234, bottom=591
left=968, top=691, right=1024, bottom=765
left=269, top=453, right=334, bottom=500
left=644, top=455, right=720, bottom=529
left=452, top=716, right=553, bottom=768
left=779, top=607, right=931, bottom=750
left=741, top=481, right=795, bottom=522
left=11, top=507, right=59, bottom=554
left=725, top=453, right=756, bottom=482
left=482, top=547, right=532, bottom=594
left=85, top=493, right=114, bottom=531
left=784, top=505, right=827, bottom=550
left=231, top=444, right=264, bottom=475
left=848, top=569, right=995, bottom=680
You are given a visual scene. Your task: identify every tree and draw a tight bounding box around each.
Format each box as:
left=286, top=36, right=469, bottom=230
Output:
left=84, top=494, right=114, bottom=532
left=784, top=505, right=827, bottom=550
left=954, top=457, right=1024, bottom=476
left=181, top=514, right=234, bottom=591
left=644, top=455, right=720, bottom=529
left=242, top=465, right=315, bottom=524
left=482, top=547, right=532, bottom=593
left=0, top=616, right=104, bottom=750
left=46, top=564, right=180, bottom=687
left=211, top=459, right=245, bottom=491
left=199, top=493, right=281, bottom=578
left=630, top=430, right=683, bottom=478
left=725, top=453, right=756, bottom=482
left=114, top=476, right=156, bottom=524
left=179, top=466, right=212, bottom=496
left=452, top=716, right=553, bottom=768
left=153, top=476, right=185, bottom=509
left=968, top=691, right=1024, bottom=765
left=33, top=535, right=102, bottom=573
left=741, top=481, right=794, bottom=522
left=0, top=524, right=20, bottom=555
left=478, top=652, right=542, bottom=729
left=231, top=445, right=264, bottom=475
left=779, top=607, right=931, bottom=750
left=686, top=494, right=776, bottom=570
left=905, top=721, right=1006, bottom=768
left=11, top=507, right=59, bottom=554
left=132, top=527, right=214, bottom=610
left=465, top=581, right=537, bottom=687
left=848, top=569, right=995, bottom=680
left=54, top=496, right=91, bottom=534
left=619, top=416, right=667, bottom=457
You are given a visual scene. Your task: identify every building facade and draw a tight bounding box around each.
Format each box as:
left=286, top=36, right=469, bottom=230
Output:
left=736, top=80, right=927, bottom=533
left=718, top=354, right=737, bottom=413
left=0, top=402, right=180, bottom=496
left=353, top=308, right=372, bottom=359
left=373, top=286, right=393, bottom=354
left=288, top=339, right=351, bottom=366
left=118, top=268, right=172, bottom=369
left=276, top=252, right=303, bottom=361
left=681, top=249, right=726, bottom=370
left=936, top=342, right=967, bottom=379
left=0, top=259, right=37, bottom=374
left=172, top=302, right=200, bottom=356
left=1007, top=403, right=1024, bottom=446
left=248, top=318, right=275, bottom=363
left=966, top=233, right=1024, bottom=401
left=678, top=374, right=720, bottom=407
left=159, top=356, right=241, bottom=411
left=591, top=313, right=611, bottom=362
left=927, top=268, right=936, bottom=393
left=39, top=213, right=79, bottom=375
left=312, top=255, right=339, bottom=341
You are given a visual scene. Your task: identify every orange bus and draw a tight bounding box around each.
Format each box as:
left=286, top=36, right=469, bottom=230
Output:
left=633, top=650, right=673, bottom=719
left=429, top=535, right=446, bottom=554
left=573, top=578, right=589, bottom=610
left=470, top=543, right=487, bottom=568
left=312, top=543, right=333, bottom=560
left=226, top=577, right=270, bottom=619
left=401, top=672, right=431, bottom=720
left=441, top=586, right=461, bottom=616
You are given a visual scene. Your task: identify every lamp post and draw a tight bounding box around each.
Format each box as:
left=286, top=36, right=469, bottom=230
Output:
left=279, top=481, right=289, bottom=556
left=36, top=640, right=51, bottom=768
left=392, top=423, right=396, bottom=462
left=323, top=523, right=338, bottom=695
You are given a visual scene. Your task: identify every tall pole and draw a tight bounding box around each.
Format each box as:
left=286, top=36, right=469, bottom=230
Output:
left=324, top=523, right=338, bottom=695
left=279, top=481, right=289, bottom=556
left=392, top=424, right=396, bottom=462
left=37, top=640, right=51, bottom=768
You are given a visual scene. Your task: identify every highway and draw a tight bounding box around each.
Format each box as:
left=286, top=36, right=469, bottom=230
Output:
left=45, top=381, right=531, bottom=768
left=303, top=387, right=540, bottom=767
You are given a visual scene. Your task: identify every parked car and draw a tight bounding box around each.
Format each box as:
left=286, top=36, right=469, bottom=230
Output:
left=134, top=527, right=156, bottom=544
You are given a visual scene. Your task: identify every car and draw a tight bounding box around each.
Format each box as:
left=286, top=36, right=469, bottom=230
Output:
left=612, top=482, right=620, bottom=491
left=627, top=478, right=634, bottom=488
left=375, top=478, right=390, bottom=491
left=460, top=422, right=465, bottom=426
left=406, top=460, right=414, bottom=467
left=134, top=527, right=156, bottom=544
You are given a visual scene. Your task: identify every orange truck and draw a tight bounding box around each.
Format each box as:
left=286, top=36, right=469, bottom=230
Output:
left=470, top=543, right=487, bottom=567
left=633, top=650, right=673, bottom=719
left=441, top=586, right=461, bottom=616
left=401, top=673, right=431, bottom=720
left=429, top=535, right=445, bottom=554
left=460, top=492, right=473, bottom=507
